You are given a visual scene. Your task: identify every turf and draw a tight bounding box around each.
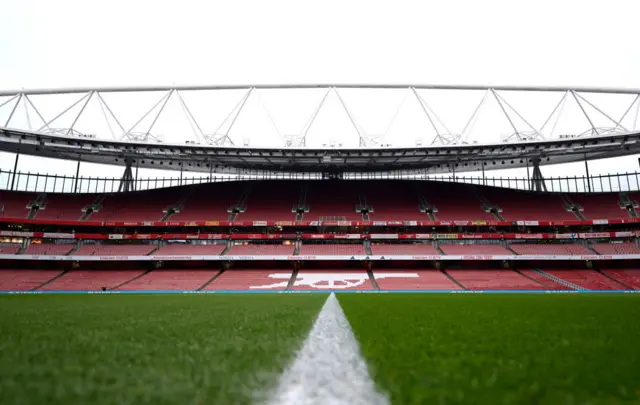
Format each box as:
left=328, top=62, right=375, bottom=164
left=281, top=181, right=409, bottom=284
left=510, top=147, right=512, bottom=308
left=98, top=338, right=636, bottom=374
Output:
left=339, top=294, right=640, bottom=405
left=0, top=294, right=326, bottom=405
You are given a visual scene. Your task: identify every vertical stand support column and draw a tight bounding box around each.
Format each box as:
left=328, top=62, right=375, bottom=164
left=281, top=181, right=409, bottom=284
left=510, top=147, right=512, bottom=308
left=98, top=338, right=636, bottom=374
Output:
left=10, top=152, right=20, bottom=191
left=530, top=157, right=547, bottom=192
left=584, top=155, right=592, bottom=193
left=118, top=157, right=135, bottom=192
left=73, top=159, right=81, bottom=193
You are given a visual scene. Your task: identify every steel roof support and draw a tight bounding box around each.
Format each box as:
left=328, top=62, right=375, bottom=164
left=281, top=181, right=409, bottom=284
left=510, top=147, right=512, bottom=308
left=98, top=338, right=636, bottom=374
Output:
left=96, top=92, right=127, bottom=140
left=571, top=91, right=597, bottom=136
left=333, top=87, right=369, bottom=147
left=175, top=90, right=204, bottom=143
left=37, top=92, right=91, bottom=132
left=530, top=157, right=547, bottom=192
left=118, top=158, right=135, bottom=192
left=4, top=93, right=23, bottom=127
left=67, top=91, right=94, bottom=136
left=574, top=92, right=629, bottom=132
left=298, top=88, right=331, bottom=147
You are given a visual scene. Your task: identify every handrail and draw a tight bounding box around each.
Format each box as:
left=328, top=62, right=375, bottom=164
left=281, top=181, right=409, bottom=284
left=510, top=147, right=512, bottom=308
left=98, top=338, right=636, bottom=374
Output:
left=0, top=169, right=639, bottom=194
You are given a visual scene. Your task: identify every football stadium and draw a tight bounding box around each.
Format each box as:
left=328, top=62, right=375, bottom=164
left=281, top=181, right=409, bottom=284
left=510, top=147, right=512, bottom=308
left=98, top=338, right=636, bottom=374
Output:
left=1, top=84, right=639, bottom=404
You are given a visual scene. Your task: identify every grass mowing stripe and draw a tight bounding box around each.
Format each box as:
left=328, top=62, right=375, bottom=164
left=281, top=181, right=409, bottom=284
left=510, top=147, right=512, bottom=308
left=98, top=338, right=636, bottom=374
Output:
left=340, top=294, right=640, bottom=405
left=265, top=293, right=388, bottom=405
left=0, top=294, right=326, bottom=405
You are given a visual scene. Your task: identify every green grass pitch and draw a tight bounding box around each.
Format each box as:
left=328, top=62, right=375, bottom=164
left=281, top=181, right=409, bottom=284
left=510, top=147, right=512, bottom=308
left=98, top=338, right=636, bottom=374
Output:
left=1, top=294, right=639, bottom=405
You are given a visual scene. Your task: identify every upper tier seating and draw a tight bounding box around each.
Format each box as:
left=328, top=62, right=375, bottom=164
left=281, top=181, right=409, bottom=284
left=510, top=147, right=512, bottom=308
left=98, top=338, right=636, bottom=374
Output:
left=24, top=243, right=74, bottom=256
left=153, top=244, right=226, bottom=256
left=74, top=244, right=155, bottom=256
left=419, top=182, right=494, bottom=221
left=236, top=182, right=300, bottom=221
left=40, top=270, right=143, bottom=291
left=509, top=243, right=592, bottom=255
left=370, top=243, right=439, bottom=255
left=545, top=270, right=626, bottom=290
left=298, top=243, right=366, bottom=255
left=0, top=270, right=62, bottom=291
left=362, top=181, right=425, bottom=221
left=0, top=191, right=35, bottom=218
left=568, top=193, right=629, bottom=219
left=591, top=243, right=640, bottom=255
left=446, top=269, right=547, bottom=290
left=226, top=244, right=295, bottom=255
left=305, top=181, right=363, bottom=221
left=34, top=194, right=96, bottom=221
left=89, top=188, right=184, bottom=222
left=169, top=182, right=245, bottom=221
left=439, top=244, right=510, bottom=255
left=116, top=269, right=219, bottom=290
left=479, top=188, right=576, bottom=221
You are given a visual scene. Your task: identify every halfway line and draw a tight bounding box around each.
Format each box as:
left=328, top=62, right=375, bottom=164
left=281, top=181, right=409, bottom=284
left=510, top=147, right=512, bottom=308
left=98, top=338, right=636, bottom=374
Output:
left=262, top=293, right=389, bottom=405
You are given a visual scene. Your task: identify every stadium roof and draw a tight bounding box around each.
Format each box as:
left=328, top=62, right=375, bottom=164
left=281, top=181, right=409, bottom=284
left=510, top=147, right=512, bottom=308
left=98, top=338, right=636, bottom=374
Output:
left=1, top=127, right=639, bottom=174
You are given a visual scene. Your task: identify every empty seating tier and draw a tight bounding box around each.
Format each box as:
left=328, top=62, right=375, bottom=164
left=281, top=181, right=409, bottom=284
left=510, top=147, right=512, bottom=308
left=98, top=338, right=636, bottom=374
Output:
left=374, top=270, right=461, bottom=290
left=480, top=188, right=576, bottom=221
left=34, top=194, right=96, bottom=221
left=601, top=270, right=640, bottom=289
left=370, top=243, right=439, bottom=255
left=226, top=244, right=294, bottom=255
left=40, top=270, right=144, bottom=291
left=0, top=191, right=35, bottom=219
left=0, top=244, right=21, bottom=254
left=116, top=270, right=219, bottom=290
left=518, top=270, right=573, bottom=290
left=591, top=243, right=640, bottom=255
left=74, top=244, right=156, bottom=256
left=0, top=270, right=62, bottom=291
left=298, top=244, right=366, bottom=256
left=420, top=183, right=494, bottom=221
left=545, top=270, right=626, bottom=290
left=569, top=193, right=629, bottom=219
left=205, top=269, right=291, bottom=290
left=153, top=244, right=226, bottom=256
left=439, top=244, right=510, bottom=255
left=24, top=243, right=74, bottom=256
left=509, top=244, right=592, bottom=255
left=290, top=270, right=374, bottom=291
left=305, top=181, right=363, bottom=221
left=446, top=269, right=548, bottom=290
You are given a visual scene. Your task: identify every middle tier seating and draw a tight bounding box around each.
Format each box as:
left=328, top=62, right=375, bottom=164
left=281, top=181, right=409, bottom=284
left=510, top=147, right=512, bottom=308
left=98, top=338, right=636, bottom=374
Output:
left=509, top=243, right=592, bottom=255
left=298, top=243, right=366, bottom=255
left=370, top=243, right=439, bottom=255
left=153, top=244, right=226, bottom=256
left=24, top=243, right=74, bottom=256
left=591, top=242, right=640, bottom=255
left=438, top=244, right=510, bottom=255
left=226, top=244, right=295, bottom=255
left=74, top=244, right=156, bottom=256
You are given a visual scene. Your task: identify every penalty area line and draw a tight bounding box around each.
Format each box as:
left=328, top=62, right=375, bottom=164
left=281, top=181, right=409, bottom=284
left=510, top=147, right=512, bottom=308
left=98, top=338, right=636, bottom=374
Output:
left=262, top=293, right=389, bottom=405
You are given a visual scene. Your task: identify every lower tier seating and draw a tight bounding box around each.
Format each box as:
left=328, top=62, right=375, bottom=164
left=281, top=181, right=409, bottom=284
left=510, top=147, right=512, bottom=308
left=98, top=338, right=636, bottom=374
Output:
left=116, top=270, right=219, bottom=290
left=545, top=270, right=627, bottom=290
left=446, top=269, right=547, bottom=290
left=0, top=270, right=62, bottom=291
left=205, top=269, right=291, bottom=290
left=374, top=270, right=461, bottom=290
left=518, top=269, right=573, bottom=290
left=0, top=244, right=21, bottom=254
left=290, top=270, right=375, bottom=290
left=40, top=270, right=144, bottom=291
left=601, top=269, right=640, bottom=289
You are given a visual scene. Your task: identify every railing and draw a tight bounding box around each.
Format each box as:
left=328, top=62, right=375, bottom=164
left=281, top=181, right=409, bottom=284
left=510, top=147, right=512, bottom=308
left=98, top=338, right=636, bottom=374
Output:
left=1, top=169, right=639, bottom=194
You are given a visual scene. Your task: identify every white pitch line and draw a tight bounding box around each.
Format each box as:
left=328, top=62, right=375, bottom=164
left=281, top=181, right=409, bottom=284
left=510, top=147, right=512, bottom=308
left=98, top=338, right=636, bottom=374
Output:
left=263, top=293, right=389, bottom=405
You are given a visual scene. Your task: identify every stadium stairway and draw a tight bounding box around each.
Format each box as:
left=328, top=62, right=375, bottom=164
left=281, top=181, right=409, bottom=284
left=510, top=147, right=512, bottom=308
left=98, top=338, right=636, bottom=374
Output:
left=366, top=268, right=380, bottom=290
left=285, top=267, right=299, bottom=290
left=32, top=270, right=69, bottom=291
left=108, top=270, right=153, bottom=290
left=80, top=194, right=106, bottom=221
left=619, top=193, right=638, bottom=217
left=441, top=269, right=468, bottom=290
left=197, top=270, right=225, bottom=290
left=514, top=269, right=553, bottom=288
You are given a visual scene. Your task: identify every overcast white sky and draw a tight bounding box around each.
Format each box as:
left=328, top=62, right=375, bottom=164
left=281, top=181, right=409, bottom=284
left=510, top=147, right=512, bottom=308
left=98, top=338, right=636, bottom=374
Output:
left=0, top=0, right=639, bottom=187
